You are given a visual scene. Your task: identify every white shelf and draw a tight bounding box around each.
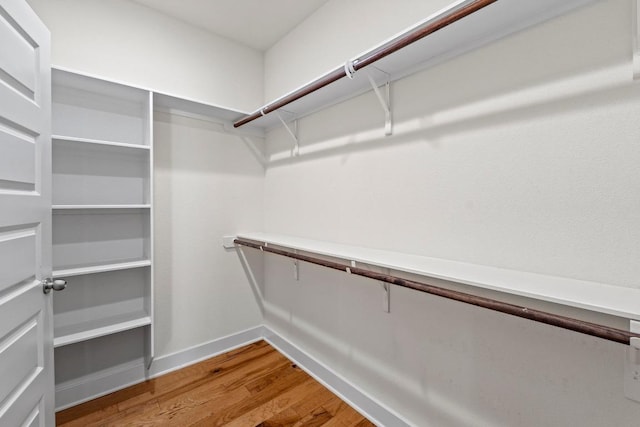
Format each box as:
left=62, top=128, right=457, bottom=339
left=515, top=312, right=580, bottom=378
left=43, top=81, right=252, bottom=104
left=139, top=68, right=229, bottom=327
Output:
left=54, top=311, right=151, bottom=348
left=52, top=68, right=150, bottom=145
left=236, top=232, right=640, bottom=321
left=52, top=210, right=150, bottom=269
left=52, top=135, right=150, bottom=150
left=52, top=138, right=150, bottom=206
left=53, top=204, right=151, bottom=210
left=153, top=92, right=246, bottom=122
left=241, top=0, right=595, bottom=130
left=52, top=67, right=149, bottom=103
left=53, top=259, right=151, bottom=278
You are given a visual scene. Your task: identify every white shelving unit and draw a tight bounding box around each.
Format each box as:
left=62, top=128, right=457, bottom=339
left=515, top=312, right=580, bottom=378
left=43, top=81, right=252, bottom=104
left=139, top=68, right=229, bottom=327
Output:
left=51, top=68, right=154, bottom=408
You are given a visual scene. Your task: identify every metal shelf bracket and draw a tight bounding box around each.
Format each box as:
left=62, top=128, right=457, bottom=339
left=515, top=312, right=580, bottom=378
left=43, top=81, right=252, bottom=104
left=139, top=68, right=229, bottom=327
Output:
left=275, top=112, right=299, bottom=156
left=293, top=249, right=300, bottom=281
left=634, top=0, right=640, bottom=79
left=366, top=72, right=392, bottom=136
left=382, top=282, right=391, bottom=313
left=625, top=320, right=640, bottom=402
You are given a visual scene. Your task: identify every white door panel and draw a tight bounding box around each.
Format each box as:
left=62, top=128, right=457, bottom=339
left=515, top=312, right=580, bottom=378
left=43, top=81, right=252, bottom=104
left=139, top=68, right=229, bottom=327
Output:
left=0, top=0, right=53, bottom=426
left=0, top=132, right=36, bottom=186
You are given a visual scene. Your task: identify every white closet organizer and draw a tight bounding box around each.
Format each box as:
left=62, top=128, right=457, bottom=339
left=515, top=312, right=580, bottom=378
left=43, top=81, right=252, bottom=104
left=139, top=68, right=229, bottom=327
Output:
left=235, top=233, right=640, bottom=323
left=51, top=69, right=154, bottom=408
left=233, top=0, right=596, bottom=131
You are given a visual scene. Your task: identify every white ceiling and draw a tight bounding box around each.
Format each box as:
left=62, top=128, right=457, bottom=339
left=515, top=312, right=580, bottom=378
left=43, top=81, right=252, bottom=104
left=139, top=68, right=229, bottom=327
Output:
left=131, top=0, right=328, bottom=51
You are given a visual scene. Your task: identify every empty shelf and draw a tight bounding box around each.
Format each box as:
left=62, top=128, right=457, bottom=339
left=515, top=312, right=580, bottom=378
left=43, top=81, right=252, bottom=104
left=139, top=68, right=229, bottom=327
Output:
left=54, top=259, right=151, bottom=278
left=53, top=205, right=151, bottom=210
left=53, top=135, right=150, bottom=150
left=54, top=310, right=151, bottom=348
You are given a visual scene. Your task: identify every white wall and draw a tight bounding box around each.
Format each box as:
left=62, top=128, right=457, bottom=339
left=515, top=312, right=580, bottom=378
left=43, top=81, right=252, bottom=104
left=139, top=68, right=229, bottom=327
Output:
left=27, top=0, right=263, bottom=112
left=154, top=112, right=264, bottom=356
left=264, top=0, right=453, bottom=101
left=261, top=0, right=640, bottom=425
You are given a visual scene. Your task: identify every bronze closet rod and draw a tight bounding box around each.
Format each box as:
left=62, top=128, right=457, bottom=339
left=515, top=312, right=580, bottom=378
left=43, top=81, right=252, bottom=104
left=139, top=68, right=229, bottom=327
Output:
left=233, top=0, right=498, bottom=128
left=234, top=238, right=640, bottom=346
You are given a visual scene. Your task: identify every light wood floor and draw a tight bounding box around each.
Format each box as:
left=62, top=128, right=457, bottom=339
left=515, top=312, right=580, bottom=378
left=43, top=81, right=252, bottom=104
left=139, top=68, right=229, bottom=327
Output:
left=56, top=340, right=375, bottom=426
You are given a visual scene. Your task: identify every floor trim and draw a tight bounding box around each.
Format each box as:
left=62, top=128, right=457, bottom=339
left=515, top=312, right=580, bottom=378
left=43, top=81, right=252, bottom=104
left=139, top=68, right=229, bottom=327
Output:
left=148, top=326, right=265, bottom=378
left=55, top=326, right=264, bottom=411
left=55, top=325, right=409, bottom=426
left=263, top=326, right=411, bottom=427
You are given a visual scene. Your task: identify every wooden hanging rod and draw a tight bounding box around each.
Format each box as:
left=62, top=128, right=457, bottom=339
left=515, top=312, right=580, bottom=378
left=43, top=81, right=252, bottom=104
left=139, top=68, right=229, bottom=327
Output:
left=234, top=237, right=639, bottom=346
left=233, top=0, right=498, bottom=128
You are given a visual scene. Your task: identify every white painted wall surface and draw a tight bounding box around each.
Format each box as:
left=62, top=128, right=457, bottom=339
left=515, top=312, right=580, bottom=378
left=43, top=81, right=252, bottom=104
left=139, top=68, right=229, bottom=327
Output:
left=261, top=0, right=640, bottom=425
left=27, top=0, right=263, bottom=112
left=154, top=112, right=264, bottom=356
left=264, top=0, right=453, bottom=101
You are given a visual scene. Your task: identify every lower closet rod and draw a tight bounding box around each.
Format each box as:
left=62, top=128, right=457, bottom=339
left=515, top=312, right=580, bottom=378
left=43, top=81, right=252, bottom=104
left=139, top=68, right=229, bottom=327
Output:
left=234, top=238, right=639, bottom=346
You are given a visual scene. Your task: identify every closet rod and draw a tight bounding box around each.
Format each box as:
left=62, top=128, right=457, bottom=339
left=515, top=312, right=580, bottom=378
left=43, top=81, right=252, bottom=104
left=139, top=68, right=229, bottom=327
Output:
left=233, top=0, right=497, bottom=128
left=234, top=238, right=639, bottom=346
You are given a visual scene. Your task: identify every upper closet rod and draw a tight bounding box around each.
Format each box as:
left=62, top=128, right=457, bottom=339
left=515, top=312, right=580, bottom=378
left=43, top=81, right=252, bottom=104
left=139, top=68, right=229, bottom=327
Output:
left=233, top=0, right=497, bottom=128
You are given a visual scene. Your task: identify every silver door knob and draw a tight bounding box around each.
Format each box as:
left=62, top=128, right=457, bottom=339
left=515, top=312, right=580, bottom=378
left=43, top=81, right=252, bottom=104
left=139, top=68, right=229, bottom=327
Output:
left=42, top=278, right=67, bottom=294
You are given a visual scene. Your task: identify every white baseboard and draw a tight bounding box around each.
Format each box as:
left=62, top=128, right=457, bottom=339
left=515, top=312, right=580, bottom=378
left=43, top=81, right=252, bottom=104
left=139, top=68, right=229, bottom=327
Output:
left=55, top=325, right=408, bottom=426
left=147, top=325, right=265, bottom=378
left=55, top=325, right=264, bottom=411
left=263, top=327, right=411, bottom=427
left=55, top=359, right=147, bottom=411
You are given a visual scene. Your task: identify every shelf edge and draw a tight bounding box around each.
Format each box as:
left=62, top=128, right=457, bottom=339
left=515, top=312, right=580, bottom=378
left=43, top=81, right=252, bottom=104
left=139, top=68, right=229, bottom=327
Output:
left=53, top=260, right=152, bottom=278
left=53, top=316, right=152, bottom=348
left=52, top=135, right=151, bottom=150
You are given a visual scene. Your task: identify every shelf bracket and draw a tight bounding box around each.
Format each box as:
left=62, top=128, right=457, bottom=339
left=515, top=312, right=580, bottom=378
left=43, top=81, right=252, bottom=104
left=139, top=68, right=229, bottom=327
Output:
left=346, top=260, right=356, bottom=274
left=380, top=267, right=391, bottom=313
left=239, top=136, right=267, bottom=168
left=275, top=112, right=299, bottom=156
left=634, top=0, right=640, bottom=79
left=366, top=72, right=392, bottom=136
left=625, top=320, right=640, bottom=402
left=382, top=282, right=391, bottom=313
left=293, top=249, right=300, bottom=281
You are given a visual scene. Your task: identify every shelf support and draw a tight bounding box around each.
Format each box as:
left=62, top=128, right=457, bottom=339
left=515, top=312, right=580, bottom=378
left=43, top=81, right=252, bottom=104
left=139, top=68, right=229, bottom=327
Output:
left=366, top=72, right=392, bottom=136
left=293, top=259, right=300, bottom=281
left=625, top=320, right=640, bottom=402
left=634, top=0, right=640, bottom=79
left=382, top=283, right=391, bottom=313
left=275, top=112, right=299, bottom=156
left=381, top=267, right=391, bottom=313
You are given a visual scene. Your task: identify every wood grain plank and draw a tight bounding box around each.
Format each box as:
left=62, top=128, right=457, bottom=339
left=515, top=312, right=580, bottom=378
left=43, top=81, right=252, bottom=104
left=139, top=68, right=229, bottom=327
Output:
left=56, top=341, right=373, bottom=427
left=320, top=396, right=374, bottom=427
left=56, top=341, right=273, bottom=425
left=114, top=355, right=291, bottom=426
left=189, top=368, right=311, bottom=426
left=259, top=384, right=337, bottom=426
left=221, top=379, right=326, bottom=427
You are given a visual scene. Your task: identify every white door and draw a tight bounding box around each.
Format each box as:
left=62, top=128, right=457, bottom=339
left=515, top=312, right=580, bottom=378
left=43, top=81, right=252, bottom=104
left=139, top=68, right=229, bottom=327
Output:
left=0, top=0, right=54, bottom=426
